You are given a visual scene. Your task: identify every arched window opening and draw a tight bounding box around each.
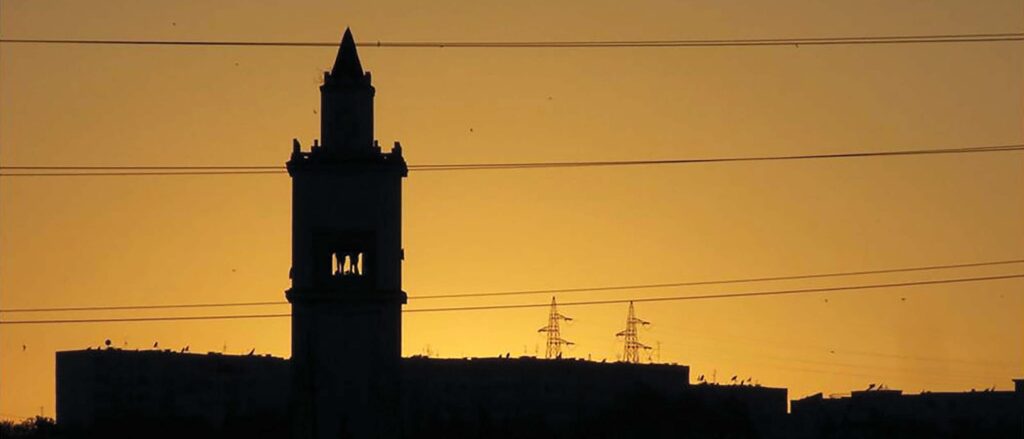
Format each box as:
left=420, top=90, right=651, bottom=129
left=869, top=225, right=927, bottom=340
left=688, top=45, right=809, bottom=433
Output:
left=333, top=250, right=364, bottom=277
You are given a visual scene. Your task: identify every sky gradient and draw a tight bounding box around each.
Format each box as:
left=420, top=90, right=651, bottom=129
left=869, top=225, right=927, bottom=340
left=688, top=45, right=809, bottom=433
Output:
left=1, top=0, right=1022, bottom=419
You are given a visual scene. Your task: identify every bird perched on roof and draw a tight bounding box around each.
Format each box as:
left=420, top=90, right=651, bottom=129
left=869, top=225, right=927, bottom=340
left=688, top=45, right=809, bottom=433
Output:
left=153, top=342, right=159, bottom=348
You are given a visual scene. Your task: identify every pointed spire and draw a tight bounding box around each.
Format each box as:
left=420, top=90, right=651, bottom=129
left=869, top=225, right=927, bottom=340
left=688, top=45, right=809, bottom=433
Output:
left=331, top=28, right=365, bottom=80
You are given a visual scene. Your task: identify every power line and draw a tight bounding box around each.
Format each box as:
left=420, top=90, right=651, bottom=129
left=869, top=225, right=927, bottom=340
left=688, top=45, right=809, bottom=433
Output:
left=1, top=165, right=283, bottom=170
left=1, top=272, right=1020, bottom=325
left=689, top=342, right=1009, bottom=384
left=0, top=300, right=286, bottom=314
left=675, top=335, right=1008, bottom=383
left=407, top=273, right=1024, bottom=312
left=841, top=350, right=1018, bottom=368
left=413, top=258, right=1024, bottom=300
left=672, top=326, right=1018, bottom=369
left=1, top=32, right=1022, bottom=49
left=2, top=143, right=1022, bottom=177
left=0, top=313, right=291, bottom=325
left=0, top=170, right=283, bottom=177
left=413, top=143, right=1024, bottom=169
left=3, top=258, right=1021, bottom=314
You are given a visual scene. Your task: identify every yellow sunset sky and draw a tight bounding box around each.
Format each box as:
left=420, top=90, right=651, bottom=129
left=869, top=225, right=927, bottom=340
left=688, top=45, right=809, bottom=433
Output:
left=1, top=0, right=1022, bottom=419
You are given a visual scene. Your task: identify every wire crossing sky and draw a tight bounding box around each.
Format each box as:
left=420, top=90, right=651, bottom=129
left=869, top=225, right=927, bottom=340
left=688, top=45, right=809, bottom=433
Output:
left=2, top=32, right=1023, bottom=48
left=2, top=272, right=1022, bottom=324
left=2, top=143, right=1022, bottom=176
left=2, top=257, right=1022, bottom=313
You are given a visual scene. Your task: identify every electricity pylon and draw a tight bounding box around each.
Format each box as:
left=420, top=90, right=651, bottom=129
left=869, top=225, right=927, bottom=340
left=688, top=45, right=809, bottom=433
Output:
left=616, top=301, right=651, bottom=363
left=538, top=297, right=573, bottom=359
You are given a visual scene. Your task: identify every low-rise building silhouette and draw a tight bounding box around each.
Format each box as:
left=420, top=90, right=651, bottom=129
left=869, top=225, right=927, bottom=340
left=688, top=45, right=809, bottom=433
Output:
left=54, top=348, right=1023, bottom=438
left=790, top=383, right=1024, bottom=439
left=59, top=348, right=791, bottom=438
left=56, top=349, right=289, bottom=437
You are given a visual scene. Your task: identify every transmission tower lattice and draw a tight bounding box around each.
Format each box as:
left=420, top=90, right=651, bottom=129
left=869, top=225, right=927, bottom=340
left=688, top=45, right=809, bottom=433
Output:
left=616, top=301, right=651, bottom=363
left=537, top=297, right=573, bottom=359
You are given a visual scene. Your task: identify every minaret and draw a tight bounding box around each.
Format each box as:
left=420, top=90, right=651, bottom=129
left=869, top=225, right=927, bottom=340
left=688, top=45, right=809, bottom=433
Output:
left=286, top=27, right=407, bottom=439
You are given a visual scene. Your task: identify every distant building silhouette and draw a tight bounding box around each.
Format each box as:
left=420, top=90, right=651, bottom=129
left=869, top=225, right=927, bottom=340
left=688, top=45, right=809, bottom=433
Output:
left=790, top=384, right=1024, bottom=439
left=58, top=349, right=739, bottom=438
left=55, top=348, right=1024, bottom=438
left=56, top=349, right=288, bottom=438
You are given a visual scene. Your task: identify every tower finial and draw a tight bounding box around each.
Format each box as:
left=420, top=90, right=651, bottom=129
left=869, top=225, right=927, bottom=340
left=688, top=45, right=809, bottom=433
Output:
left=331, top=27, right=365, bottom=80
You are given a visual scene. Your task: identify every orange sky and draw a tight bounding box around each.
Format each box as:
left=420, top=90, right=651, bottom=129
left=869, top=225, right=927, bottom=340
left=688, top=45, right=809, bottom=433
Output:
left=1, top=0, right=1022, bottom=420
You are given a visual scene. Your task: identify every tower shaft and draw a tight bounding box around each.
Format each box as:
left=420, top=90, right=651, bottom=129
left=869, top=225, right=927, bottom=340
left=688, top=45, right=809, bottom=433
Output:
left=287, top=28, right=406, bottom=439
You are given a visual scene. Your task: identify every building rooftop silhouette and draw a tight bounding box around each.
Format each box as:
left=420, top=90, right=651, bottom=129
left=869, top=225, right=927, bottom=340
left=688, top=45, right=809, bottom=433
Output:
left=54, top=347, right=1023, bottom=438
left=57, top=348, right=764, bottom=438
left=790, top=386, right=1024, bottom=438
